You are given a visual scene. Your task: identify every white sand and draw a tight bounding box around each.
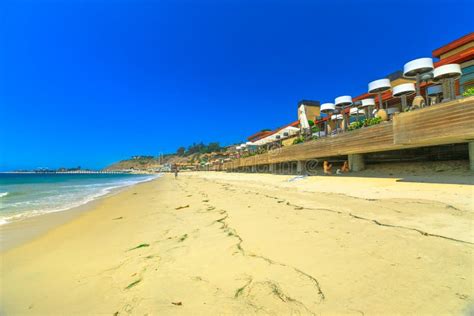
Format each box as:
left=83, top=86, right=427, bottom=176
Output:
left=1, top=172, right=473, bottom=315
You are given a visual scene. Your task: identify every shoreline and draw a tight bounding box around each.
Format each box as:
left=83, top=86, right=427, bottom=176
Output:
left=0, top=175, right=161, bottom=252
left=2, top=169, right=471, bottom=253
left=1, top=172, right=472, bottom=314
left=0, top=198, right=101, bottom=252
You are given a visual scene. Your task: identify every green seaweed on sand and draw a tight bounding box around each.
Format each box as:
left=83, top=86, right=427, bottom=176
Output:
left=178, top=234, right=188, bottom=242
left=125, top=279, right=142, bottom=290
left=234, top=286, right=245, bottom=298
left=112, top=216, right=123, bottom=220
left=175, top=205, right=190, bottom=210
left=234, top=278, right=252, bottom=298
left=128, top=243, right=150, bottom=251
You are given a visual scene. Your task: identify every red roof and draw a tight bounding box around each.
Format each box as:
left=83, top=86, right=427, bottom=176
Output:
left=247, top=130, right=273, bottom=142
left=247, top=120, right=300, bottom=141
left=273, top=120, right=299, bottom=134
left=434, top=46, right=474, bottom=66
left=432, top=32, right=474, bottom=58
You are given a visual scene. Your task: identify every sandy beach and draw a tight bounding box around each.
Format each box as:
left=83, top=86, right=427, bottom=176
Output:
left=1, top=172, right=473, bottom=315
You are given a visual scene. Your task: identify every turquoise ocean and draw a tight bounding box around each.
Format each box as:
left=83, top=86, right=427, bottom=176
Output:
left=0, top=173, right=159, bottom=225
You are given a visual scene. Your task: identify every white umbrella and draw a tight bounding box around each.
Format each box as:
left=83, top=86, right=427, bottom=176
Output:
left=298, top=105, right=310, bottom=131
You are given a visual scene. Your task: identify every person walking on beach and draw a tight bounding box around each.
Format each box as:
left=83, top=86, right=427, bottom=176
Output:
left=174, top=167, right=179, bottom=179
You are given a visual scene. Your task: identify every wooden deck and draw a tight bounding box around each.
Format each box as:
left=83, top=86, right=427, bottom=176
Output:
left=224, top=97, right=474, bottom=170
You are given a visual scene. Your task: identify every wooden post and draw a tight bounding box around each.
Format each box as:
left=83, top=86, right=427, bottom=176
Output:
left=469, top=142, right=474, bottom=171
left=348, top=154, right=365, bottom=171
left=297, top=161, right=306, bottom=175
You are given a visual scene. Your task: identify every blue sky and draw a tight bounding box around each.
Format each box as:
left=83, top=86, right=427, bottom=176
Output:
left=0, top=0, right=471, bottom=170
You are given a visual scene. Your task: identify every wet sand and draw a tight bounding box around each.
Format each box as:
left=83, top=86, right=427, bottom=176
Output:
left=0, top=199, right=101, bottom=252
left=1, top=172, right=473, bottom=315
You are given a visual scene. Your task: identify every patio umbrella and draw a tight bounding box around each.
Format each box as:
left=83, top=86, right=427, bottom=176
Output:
left=298, top=104, right=310, bottom=135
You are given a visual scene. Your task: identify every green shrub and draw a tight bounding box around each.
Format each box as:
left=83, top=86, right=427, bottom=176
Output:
left=348, top=117, right=382, bottom=131
left=293, top=136, right=305, bottom=145
left=463, top=88, right=474, bottom=97
left=348, top=120, right=364, bottom=131
left=307, top=120, right=315, bottom=127
left=365, top=117, right=382, bottom=126
left=311, top=125, right=320, bottom=133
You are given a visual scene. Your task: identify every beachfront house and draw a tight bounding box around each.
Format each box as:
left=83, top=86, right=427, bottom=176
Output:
left=223, top=33, right=474, bottom=174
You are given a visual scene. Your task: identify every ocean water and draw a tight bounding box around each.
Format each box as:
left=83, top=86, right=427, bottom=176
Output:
left=0, top=173, right=159, bottom=225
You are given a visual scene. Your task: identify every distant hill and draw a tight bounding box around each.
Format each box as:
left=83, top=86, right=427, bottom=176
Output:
left=103, top=156, right=161, bottom=171
left=103, top=154, right=200, bottom=171
left=103, top=142, right=231, bottom=171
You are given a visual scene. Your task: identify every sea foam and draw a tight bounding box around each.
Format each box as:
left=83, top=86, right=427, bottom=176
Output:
left=0, top=174, right=160, bottom=225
